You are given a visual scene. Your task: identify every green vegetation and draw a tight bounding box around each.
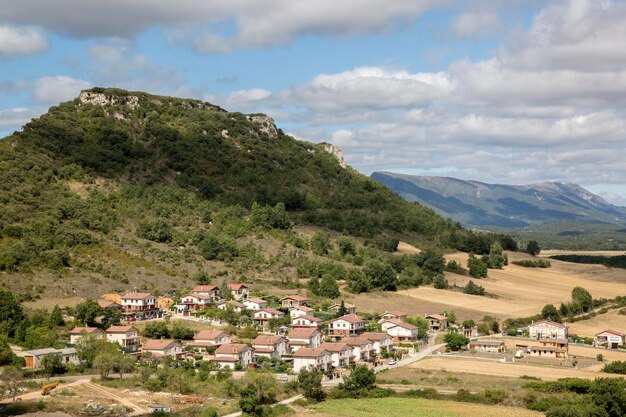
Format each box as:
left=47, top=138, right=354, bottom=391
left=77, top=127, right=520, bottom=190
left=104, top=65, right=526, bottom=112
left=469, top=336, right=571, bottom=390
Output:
left=467, top=254, right=488, bottom=278
left=512, top=259, right=551, bottom=268
left=444, top=332, right=469, bottom=351
left=602, top=361, right=626, bottom=375
left=463, top=281, right=485, bottom=296
left=526, top=240, right=541, bottom=256
left=549, top=254, right=626, bottom=270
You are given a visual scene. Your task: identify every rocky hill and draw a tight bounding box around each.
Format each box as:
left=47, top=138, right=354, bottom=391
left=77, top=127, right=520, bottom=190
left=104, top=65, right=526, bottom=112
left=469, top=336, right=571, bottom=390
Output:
left=371, top=172, right=626, bottom=228
left=0, top=88, right=470, bottom=300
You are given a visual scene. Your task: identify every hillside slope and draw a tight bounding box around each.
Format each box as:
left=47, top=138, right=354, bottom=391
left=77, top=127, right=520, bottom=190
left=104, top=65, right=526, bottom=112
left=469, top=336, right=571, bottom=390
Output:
left=0, top=88, right=468, bottom=299
left=371, top=172, right=626, bottom=228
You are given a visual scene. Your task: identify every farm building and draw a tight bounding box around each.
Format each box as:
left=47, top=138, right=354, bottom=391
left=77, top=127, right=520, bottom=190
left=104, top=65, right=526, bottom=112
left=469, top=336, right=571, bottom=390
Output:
left=594, top=329, right=625, bottom=349
left=529, top=345, right=567, bottom=359
left=20, top=348, right=79, bottom=368
left=468, top=340, right=506, bottom=353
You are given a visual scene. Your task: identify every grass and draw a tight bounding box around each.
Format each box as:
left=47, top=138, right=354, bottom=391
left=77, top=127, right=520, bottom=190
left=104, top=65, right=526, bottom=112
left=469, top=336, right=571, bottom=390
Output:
left=310, top=397, right=542, bottom=417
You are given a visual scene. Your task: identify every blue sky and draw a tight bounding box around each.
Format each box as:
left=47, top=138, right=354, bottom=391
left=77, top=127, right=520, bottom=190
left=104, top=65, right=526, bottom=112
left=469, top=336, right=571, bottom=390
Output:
left=1, top=0, right=626, bottom=205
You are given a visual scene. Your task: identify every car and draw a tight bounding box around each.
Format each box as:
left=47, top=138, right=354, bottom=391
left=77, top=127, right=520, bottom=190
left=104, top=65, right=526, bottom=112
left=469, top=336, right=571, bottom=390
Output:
left=388, top=360, right=396, bottom=365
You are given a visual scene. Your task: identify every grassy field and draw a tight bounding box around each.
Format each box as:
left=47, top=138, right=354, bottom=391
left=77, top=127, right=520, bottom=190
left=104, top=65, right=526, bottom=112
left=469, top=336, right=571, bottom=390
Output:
left=409, top=356, right=621, bottom=381
left=568, top=309, right=626, bottom=338
left=309, top=398, right=542, bottom=417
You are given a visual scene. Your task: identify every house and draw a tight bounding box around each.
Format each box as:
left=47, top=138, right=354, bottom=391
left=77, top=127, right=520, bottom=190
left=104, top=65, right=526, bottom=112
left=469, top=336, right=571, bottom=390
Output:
left=142, top=339, right=183, bottom=358
left=320, top=342, right=353, bottom=368
left=243, top=298, right=268, bottom=311
left=291, top=314, right=323, bottom=328
left=217, top=300, right=246, bottom=313
left=468, top=340, right=506, bottom=353
left=328, top=302, right=357, bottom=315
left=106, top=326, right=140, bottom=352
left=328, top=314, right=366, bottom=338
left=425, top=314, right=448, bottom=332
left=362, top=332, right=394, bottom=355
left=539, top=338, right=568, bottom=353
left=595, top=329, right=626, bottom=349
left=253, top=308, right=285, bottom=327
left=121, top=292, right=159, bottom=319
left=21, top=348, right=79, bottom=368
left=289, top=305, right=314, bottom=319
left=191, top=330, right=232, bottom=348
left=227, top=283, right=249, bottom=300
left=213, top=343, right=254, bottom=369
left=293, top=348, right=332, bottom=373
left=342, top=337, right=373, bottom=361
left=97, top=300, right=121, bottom=311
left=529, top=345, right=567, bottom=358
left=287, top=328, right=322, bottom=352
left=384, top=320, right=418, bottom=342
left=281, top=295, right=309, bottom=308
left=380, top=310, right=407, bottom=322
left=175, top=293, right=212, bottom=315
left=528, top=320, right=568, bottom=340
left=252, top=335, right=289, bottom=359
left=192, top=285, right=222, bottom=302
left=69, top=326, right=105, bottom=344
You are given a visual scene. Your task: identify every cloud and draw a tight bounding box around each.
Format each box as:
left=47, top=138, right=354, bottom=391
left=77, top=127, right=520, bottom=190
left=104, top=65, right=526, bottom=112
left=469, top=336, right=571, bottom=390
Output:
left=451, top=11, right=500, bottom=39
left=0, top=108, right=36, bottom=129
left=0, top=25, right=48, bottom=57
left=2, top=0, right=446, bottom=50
left=34, top=76, right=93, bottom=104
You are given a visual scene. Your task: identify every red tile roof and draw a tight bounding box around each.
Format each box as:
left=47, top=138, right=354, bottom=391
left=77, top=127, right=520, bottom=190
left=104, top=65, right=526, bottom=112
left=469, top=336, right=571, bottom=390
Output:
left=293, top=347, right=329, bottom=358
left=331, top=313, right=364, bottom=324
left=70, top=326, right=103, bottom=335
left=121, top=292, right=154, bottom=300
left=215, top=343, right=252, bottom=354
left=288, top=328, right=321, bottom=339
left=194, top=330, right=230, bottom=341
left=106, top=326, right=138, bottom=334
left=282, top=295, right=308, bottom=301
left=142, top=339, right=180, bottom=350
left=227, top=283, right=248, bottom=290
left=252, top=335, right=286, bottom=345
left=192, top=285, right=219, bottom=292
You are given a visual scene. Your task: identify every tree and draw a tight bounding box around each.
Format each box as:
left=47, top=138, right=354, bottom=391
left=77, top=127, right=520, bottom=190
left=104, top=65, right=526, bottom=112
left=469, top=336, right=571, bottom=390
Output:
left=590, top=378, right=626, bottom=417
left=433, top=275, right=449, bottom=289
left=546, top=402, right=608, bottom=417
left=342, top=364, right=376, bottom=392
left=405, top=316, right=429, bottom=339
left=526, top=240, right=541, bottom=256
left=541, top=304, right=561, bottom=322
left=444, top=332, right=469, bottom=351
left=337, top=301, right=347, bottom=317
left=363, top=260, right=397, bottom=291
left=239, top=384, right=261, bottom=416
left=346, top=269, right=370, bottom=293
left=250, top=202, right=291, bottom=230
left=298, top=366, right=325, bottom=401
left=336, top=237, right=356, bottom=257
left=487, top=242, right=507, bottom=269
left=0, top=338, right=15, bottom=365
left=41, top=353, right=65, bottom=377
left=0, top=366, right=24, bottom=402
left=142, top=321, right=170, bottom=339
left=50, top=305, right=65, bottom=326
left=76, top=335, right=120, bottom=368
left=463, top=280, right=485, bottom=296
left=462, top=320, right=475, bottom=329
left=572, top=286, right=593, bottom=313
left=311, top=232, right=332, bottom=256
left=115, top=354, right=135, bottom=379
left=0, top=290, right=25, bottom=338
left=467, top=254, right=488, bottom=278
left=319, top=274, right=340, bottom=298
left=75, top=300, right=104, bottom=327
left=203, top=408, right=219, bottom=417
left=102, top=308, right=122, bottom=328
left=94, top=352, right=116, bottom=379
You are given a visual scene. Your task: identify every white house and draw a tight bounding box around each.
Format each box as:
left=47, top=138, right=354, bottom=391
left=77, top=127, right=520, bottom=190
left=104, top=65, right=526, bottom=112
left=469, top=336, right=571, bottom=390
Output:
left=226, top=283, right=250, bottom=300
left=289, top=305, right=315, bottom=319
left=595, top=329, right=626, bottom=349
left=319, top=342, right=353, bottom=368
left=251, top=335, right=288, bottom=359
left=191, top=330, right=231, bottom=348
left=142, top=339, right=183, bottom=358
left=328, top=314, right=365, bottom=338
left=528, top=320, right=568, bottom=340
left=121, top=292, right=159, bottom=319
left=380, top=310, right=407, bottom=322
left=253, top=308, right=285, bottom=327
left=384, top=321, right=418, bottom=342
left=106, top=326, right=140, bottom=352
left=243, top=298, right=268, bottom=311
left=293, top=348, right=331, bottom=373
left=425, top=314, right=448, bottom=332
left=21, top=348, right=79, bottom=369
left=281, top=295, right=309, bottom=308
left=175, top=293, right=212, bottom=315
left=291, top=314, right=323, bottom=328
left=192, top=285, right=222, bottom=302
left=217, top=300, right=246, bottom=313
left=213, top=343, right=254, bottom=369
left=287, top=328, right=322, bottom=352
left=328, top=302, right=357, bottom=315
left=362, top=332, right=394, bottom=354
left=342, top=337, right=373, bottom=361
left=69, top=326, right=105, bottom=344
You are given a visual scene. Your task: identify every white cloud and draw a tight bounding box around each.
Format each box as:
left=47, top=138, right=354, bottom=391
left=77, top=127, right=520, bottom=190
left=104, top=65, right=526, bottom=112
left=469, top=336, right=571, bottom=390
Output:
left=451, top=11, right=500, bottom=39
left=34, top=76, right=93, bottom=104
left=0, top=108, right=36, bottom=129
left=0, top=25, right=48, bottom=57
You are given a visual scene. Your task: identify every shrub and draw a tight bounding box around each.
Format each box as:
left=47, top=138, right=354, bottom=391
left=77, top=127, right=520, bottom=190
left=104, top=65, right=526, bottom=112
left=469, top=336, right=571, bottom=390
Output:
left=602, top=361, right=626, bottom=374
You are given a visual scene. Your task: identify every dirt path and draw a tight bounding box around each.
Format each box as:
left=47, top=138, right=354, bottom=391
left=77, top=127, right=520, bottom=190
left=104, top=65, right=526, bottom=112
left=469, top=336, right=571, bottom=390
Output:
left=82, top=382, right=146, bottom=416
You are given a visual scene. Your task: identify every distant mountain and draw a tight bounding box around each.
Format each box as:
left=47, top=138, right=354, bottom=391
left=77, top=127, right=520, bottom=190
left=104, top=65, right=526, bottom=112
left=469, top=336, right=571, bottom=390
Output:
left=371, top=172, right=626, bottom=228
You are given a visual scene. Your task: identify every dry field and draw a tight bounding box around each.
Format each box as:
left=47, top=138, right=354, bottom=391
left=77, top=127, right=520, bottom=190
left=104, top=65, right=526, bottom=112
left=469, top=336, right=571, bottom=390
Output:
left=568, top=309, right=626, bottom=337
left=409, top=356, right=621, bottom=381
left=395, top=241, right=422, bottom=255
left=383, top=251, right=626, bottom=320
left=541, top=250, right=626, bottom=257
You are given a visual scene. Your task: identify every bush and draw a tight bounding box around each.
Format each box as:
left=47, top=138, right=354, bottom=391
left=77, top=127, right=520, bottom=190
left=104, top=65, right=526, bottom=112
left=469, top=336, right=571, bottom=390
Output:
left=444, top=260, right=466, bottom=275
left=512, top=259, right=551, bottom=268
left=467, top=254, right=487, bottom=278
left=602, top=361, right=626, bottom=374
left=463, top=280, right=485, bottom=296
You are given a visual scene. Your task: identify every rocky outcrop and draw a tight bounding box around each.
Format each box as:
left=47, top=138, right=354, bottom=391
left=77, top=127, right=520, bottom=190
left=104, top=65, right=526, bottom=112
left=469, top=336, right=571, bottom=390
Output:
left=79, top=91, right=139, bottom=109
left=247, top=114, right=278, bottom=139
left=323, top=143, right=347, bottom=169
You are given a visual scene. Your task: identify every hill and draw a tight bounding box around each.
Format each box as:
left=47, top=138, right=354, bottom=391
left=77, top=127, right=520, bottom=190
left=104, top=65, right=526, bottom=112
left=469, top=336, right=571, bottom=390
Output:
left=371, top=172, right=626, bottom=228
left=0, top=88, right=472, bottom=301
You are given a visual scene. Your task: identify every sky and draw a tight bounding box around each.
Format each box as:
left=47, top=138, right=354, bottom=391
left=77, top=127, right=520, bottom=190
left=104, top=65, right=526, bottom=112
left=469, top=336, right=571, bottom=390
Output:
left=1, top=0, right=626, bottom=205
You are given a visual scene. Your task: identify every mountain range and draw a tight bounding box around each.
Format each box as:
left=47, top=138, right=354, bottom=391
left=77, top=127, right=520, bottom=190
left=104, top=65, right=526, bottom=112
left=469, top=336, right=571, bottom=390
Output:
left=371, top=172, right=626, bottom=228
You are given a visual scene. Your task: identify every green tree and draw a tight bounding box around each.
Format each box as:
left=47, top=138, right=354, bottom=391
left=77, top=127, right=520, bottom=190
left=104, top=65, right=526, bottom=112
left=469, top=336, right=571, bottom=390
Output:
left=346, top=269, right=370, bottom=293
left=462, top=319, right=475, bottom=329
left=444, top=332, right=469, bottom=351
left=463, top=280, right=485, bottom=295
left=142, top=321, right=170, bottom=339
left=41, top=353, right=65, bottom=377
left=239, top=384, right=261, bottom=416
left=433, top=275, right=449, bottom=289
left=0, top=338, right=15, bottom=365
left=203, top=408, right=219, bottom=417
left=590, top=378, right=626, bottom=417
left=250, top=202, right=291, bottom=230
left=115, top=354, right=135, bottom=379
left=319, top=274, right=340, bottom=298
left=311, top=232, right=332, bottom=256
left=137, top=218, right=173, bottom=243
left=487, top=242, right=507, bottom=269
left=298, top=366, right=326, bottom=401
left=0, top=366, right=24, bottom=402
left=336, top=237, right=356, bottom=257
left=541, top=304, right=561, bottom=322
left=342, top=364, right=376, bottom=392
left=75, top=300, right=104, bottom=327
left=363, top=260, right=397, bottom=291
left=467, top=254, right=488, bottom=278
left=572, top=286, right=593, bottom=313
left=76, top=335, right=120, bottom=368
left=526, top=240, right=541, bottom=256
left=93, top=352, right=116, bottom=379
left=0, top=290, right=24, bottom=338
left=50, top=305, right=65, bottom=326
left=546, top=402, right=608, bottom=417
